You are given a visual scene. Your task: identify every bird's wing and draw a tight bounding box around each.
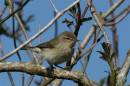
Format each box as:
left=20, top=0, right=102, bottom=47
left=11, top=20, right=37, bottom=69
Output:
left=35, top=41, right=54, bottom=48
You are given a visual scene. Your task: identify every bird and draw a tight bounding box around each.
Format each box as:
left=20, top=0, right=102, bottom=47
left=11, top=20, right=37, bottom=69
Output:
left=22, top=31, right=77, bottom=68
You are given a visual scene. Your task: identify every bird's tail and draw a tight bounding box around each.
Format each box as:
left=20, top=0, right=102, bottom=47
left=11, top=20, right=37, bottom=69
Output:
left=21, top=46, right=42, bottom=53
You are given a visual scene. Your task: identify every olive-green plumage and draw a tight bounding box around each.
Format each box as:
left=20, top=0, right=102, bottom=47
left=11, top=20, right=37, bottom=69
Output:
left=23, top=31, right=77, bottom=65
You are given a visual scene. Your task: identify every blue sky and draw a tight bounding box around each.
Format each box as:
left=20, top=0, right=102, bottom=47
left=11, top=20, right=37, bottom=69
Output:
left=0, top=0, right=130, bottom=86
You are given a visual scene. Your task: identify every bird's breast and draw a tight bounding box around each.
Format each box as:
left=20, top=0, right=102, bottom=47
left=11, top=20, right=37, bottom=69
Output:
left=42, top=47, right=72, bottom=65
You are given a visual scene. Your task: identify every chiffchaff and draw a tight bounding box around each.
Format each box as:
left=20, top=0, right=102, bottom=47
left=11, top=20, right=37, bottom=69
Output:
left=22, top=31, right=77, bottom=67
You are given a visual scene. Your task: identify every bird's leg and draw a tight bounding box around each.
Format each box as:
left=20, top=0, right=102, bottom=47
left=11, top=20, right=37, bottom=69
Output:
left=46, top=62, right=55, bottom=70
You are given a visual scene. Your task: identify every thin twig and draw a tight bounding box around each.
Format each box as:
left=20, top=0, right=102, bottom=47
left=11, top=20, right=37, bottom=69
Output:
left=81, top=3, right=89, bottom=18
left=49, top=0, right=58, bottom=13
left=0, top=40, right=15, bottom=86
left=106, top=5, right=130, bottom=22
left=7, top=72, right=15, bottom=86
left=88, top=0, right=110, bottom=43
left=0, top=0, right=30, bottom=25
left=0, top=5, right=7, bottom=17
left=12, top=7, right=25, bottom=86
left=105, top=7, right=130, bottom=26
left=7, top=0, right=39, bottom=63
left=54, top=11, right=58, bottom=37
left=80, top=27, right=95, bottom=49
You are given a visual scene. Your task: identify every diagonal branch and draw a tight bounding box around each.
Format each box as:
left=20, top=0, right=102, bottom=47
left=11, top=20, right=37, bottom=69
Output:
left=88, top=0, right=110, bottom=43
left=103, top=0, right=125, bottom=18
left=0, top=0, right=30, bottom=25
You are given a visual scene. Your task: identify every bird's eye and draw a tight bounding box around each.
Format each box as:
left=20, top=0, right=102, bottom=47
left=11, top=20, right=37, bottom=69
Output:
left=64, top=36, right=73, bottom=40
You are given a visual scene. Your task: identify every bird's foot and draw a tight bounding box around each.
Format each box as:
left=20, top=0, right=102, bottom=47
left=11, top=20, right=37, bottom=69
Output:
left=47, top=65, right=55, bottom=71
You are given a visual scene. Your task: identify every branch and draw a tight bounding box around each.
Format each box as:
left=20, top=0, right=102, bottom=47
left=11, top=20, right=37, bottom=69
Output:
left=88, top=0, right=110, bottom=43
left=49, top=0, right=58, bottom=13
left=0, top=0, right=30, bottom=25
left=103, top=0, right=125, bottom=18
left=104, top=6, right=130, bottom=26
left=117, top=49, right=130, bottom=86
left=0, top=62, right=97, bottom=86
left=105, top=5, right=130, bottom=23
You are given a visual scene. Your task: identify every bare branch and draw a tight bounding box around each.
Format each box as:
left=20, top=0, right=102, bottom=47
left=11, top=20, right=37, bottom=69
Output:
left=106, top=5, right=130, bottom=23
left=0, top=62, right=97, bottom=86
left=103, top=0, right=125, bottom=18
left=81, top=3, right=89, bottom=18
left=117, top=49, right=130, bottom=86
left=0, top=0, right=30, bottom=25
left=0, top=5, right=6, bottom=17
left=80, top=27, right=95, bottom=49
left=88, top=0, right=110, bottom=43
left=49, top=0, right=58, bottom=13
left=105, top=6, right=130, bottom=26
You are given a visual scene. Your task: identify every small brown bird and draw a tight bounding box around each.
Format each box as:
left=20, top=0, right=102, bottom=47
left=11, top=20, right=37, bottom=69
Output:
left=22, top=31, right=77, bottom=67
